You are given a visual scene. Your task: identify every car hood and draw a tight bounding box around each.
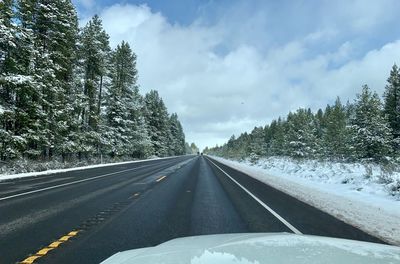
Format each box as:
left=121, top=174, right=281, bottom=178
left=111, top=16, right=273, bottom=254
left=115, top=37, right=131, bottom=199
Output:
left=100, top=233, right=400, bottom=264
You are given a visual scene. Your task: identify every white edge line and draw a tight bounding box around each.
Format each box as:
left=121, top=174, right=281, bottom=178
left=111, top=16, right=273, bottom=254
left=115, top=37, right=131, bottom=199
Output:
left=206, top=157, right=302, bottom=235
left=0, top=161, right=169, bottom=202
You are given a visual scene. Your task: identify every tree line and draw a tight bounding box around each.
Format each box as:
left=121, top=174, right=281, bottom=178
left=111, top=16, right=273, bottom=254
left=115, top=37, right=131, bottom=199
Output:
left=205, top=65, right=400, bottom=163
left=0, top=0, right=186, bottom=163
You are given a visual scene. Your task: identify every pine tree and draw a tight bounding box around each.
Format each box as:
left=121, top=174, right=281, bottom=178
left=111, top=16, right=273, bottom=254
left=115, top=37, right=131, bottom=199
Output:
left=324, top=97, right=348, bottom=159
left=383, top=64, right=400, bottom=153
left=168, top=113, right=185, bottom=155
left=144, top=90, right=171, bottom=157
left=51, top=0, right=79, bottom=161
left=189, top=143, right=199, bottom=154
left=104, top=41, right=152, bottom=158
left=268, top=118, right=286, bottom=156
left=285, top=109, right=318, bottom=158
left=127, top=87, right=152, bottom=158
left=105, top=41, right=135, bottom=156
left=248, top=126, right=265, bottom=162
left=78, top=15, right=111, bottom=158
left=0, top=0, right=20, bottom=160
left=1, top=1, right=187, bottom=166
left=0, top=0, right=44, bottom=160
left=350, top=85, right=393, bottom=161
left=10, top=0, right=80, bottom=160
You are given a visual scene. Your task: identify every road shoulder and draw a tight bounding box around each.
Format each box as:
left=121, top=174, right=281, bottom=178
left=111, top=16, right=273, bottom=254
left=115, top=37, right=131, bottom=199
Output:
left=209, top=156, right=400, bottom=246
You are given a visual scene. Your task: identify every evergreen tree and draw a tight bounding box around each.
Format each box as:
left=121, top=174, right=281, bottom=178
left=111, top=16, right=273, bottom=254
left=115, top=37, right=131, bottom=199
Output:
left=51, top=0, right=79, bottom=161
left=105, top=41, right=136, bottom=156
left=383, top=64, right=400, bottom=153
left=0, top=1, right=187, bottom=167
left=248, top=126, right=265, bottom=161
left=350, top=85, right=393, bottom=161
left=268, top=118, right=286, bottom=156
left=144, top=90, right=171, bottom=157
left=127, top=87, right=152, bottom=158
left=323, top=97, right=348, bottom=159
left=1, top=0, right=43, bottom=160
left=284, top=109, right=318, bottom=158
left=78, top=15, right=111, bottom=158
left=189, top=142, right=199, bottom=154
left=168, top=113, right=185, bottom=155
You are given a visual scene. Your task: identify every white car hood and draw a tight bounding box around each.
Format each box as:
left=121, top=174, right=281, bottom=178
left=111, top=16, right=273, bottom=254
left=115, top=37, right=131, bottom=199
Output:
left=100, top=233, right=400, bottom=264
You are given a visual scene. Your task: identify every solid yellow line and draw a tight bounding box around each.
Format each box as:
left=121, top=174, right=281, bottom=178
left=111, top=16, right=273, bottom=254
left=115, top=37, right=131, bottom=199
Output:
left=156, top=175, right=167, bottom=182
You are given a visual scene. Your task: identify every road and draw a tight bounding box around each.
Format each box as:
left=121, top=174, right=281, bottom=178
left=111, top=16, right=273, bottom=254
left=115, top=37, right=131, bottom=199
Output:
left=0, top=155, right=385, bottom=264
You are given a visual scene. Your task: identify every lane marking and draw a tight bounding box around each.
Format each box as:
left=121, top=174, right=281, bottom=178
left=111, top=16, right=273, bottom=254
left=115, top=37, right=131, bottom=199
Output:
left=36, top=247, right=53, bottom=256
left=19, top=230, right=80, bottom=263
left=68, top=231, right=79, bottom=236
left=59, top=235, right=72, bottom=242
left=20, top=255, right=40, bottom=264
left=156, top=175, right=167, bottom=182
left=48, top=241, right=62, bottom=248
left=0, top=161, right=176, bottom=202
left=206, top=157, right=302, bottom=235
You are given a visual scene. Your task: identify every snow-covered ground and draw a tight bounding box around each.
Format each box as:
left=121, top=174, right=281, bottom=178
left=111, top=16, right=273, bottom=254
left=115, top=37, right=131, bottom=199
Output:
left=210, top=156, right=400, bottom=246
left=0, top=156, right=177, bottom=182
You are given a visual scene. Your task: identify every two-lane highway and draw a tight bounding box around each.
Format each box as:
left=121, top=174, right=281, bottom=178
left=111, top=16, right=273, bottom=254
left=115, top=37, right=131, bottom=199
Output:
left=0, top=155, right=385, bottom=264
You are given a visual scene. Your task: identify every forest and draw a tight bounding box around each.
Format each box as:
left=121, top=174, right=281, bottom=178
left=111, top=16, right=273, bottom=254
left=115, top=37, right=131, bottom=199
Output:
left=0, top=0, right=188, bottom=171
left=206, top=65, right=400, bottom=165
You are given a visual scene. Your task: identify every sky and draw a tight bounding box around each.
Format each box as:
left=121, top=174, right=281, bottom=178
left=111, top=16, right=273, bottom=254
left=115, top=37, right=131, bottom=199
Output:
left=73, top=0, right=400, bottom=151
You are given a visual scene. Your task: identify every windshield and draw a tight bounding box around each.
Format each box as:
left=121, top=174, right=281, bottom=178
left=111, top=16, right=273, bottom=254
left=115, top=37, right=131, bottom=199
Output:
left=0, top=1, right=399, bottom=264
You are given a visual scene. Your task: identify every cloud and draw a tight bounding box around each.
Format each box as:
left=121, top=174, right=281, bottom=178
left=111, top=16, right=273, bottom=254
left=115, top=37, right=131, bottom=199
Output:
left=74, top=0, right=95, bottom=9
left=82, top=2, right=400, bottom=150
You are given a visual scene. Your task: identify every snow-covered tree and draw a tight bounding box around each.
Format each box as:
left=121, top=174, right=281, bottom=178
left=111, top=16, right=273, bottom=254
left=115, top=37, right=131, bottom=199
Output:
left=0, top=0, right=188, bottom=167
left=144, top=90, right=171, bottom=157
left=0, top=0, right=43, bottom=160
left=77, top=15, right=111, bottom=158
left=350, top=85, right=393, bottom=161
left=104, top=41, right=152, bottom=158
left=105, top=41, right=135, bottom=156
left=383, top=64, right=400, bottom=153
left=266, top=118, right=286, bottom=156
left=285, top=108, right=318, bottom=158
left=323, top=97, right=349, bottom=159
left=248, top=126, right=265, bottom=162
left=168, top=113, right=185, bottom=155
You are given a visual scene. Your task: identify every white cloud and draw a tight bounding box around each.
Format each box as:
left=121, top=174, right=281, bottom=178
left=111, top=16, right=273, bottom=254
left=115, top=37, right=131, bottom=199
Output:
left=85, top=3, right=400, bottom=150
left=76, top=0, right=94, bottom=9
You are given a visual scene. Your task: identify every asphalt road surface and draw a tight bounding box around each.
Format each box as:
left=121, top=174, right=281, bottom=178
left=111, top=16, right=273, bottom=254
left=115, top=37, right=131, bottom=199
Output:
left=0, top=155, right=385, bottom=264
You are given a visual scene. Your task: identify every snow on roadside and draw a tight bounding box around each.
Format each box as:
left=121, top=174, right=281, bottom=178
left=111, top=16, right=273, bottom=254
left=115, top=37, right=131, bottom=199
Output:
left=0, top=156, right=178, bottom=182
left=210, top=156, right=400, bottom=246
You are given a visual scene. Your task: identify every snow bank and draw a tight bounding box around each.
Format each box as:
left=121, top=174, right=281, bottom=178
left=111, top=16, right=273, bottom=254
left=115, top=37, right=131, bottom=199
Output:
left=0, top=156, right=179, bottom=182
left=210, top=156, right=400, bottom=246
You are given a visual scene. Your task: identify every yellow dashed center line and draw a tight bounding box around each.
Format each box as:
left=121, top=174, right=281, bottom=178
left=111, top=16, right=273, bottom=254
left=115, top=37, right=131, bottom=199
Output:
left=156, top=175, right=167, bottom=182
left=19, top=230, right=80, bottom=263
left=48, top=241, right=63, bottom=248
left=36, top=247, right=54, bottom=256
left=59, top=235, right=72, bottom=242
left=68, top=231, right=79, bottom=236
left=20, top=255, right=40, bottom=264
